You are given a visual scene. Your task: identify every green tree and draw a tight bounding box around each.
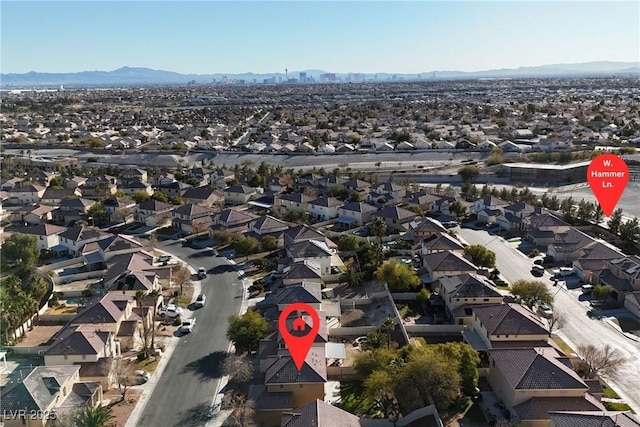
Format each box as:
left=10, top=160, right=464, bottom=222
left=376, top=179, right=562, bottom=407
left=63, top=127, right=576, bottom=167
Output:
left=354, top=347, right=399, bottom=378
left=449, top=201, right=467, bottom=219
left=380, top=316, right=396, bottom=350
left=1, top=233, right=39, bottom=269
left=151, top=191, right=169, bottom=203
left=73, top=405, right=115, bottom=427
left=619, top=217, right=640, bottom=243
left=375, top=259, right=421, bottom=292
left=394, top=351, right=461, bottom=412
left=592, top=284, right=613, bottom=301
left=132, top=191, right=151, bottom=203
left=607, top=208, right=623, bottom=234
left=457, top=165, right=480, bottom=182
left=338, top=235, right=359, bottom=251
left=226, top=309, right=268, bottom=354
left=340, top=267, right=363, bottom=288
left=234, top=236, right=260, bottom=259
left=369, top=216, right=387, bottom=244
left=509, top=280, right=553, bottom=309
left=260, top=235, right=278, bottom=252
left=463, top=245, right=497, bottom=268
left=433, top=342, right=480, bottom=395
left=363, top=369, right=400, bottom=419
left=362, top=331, right=389, bottom=351
left=84, top=203, right=110, bottom=226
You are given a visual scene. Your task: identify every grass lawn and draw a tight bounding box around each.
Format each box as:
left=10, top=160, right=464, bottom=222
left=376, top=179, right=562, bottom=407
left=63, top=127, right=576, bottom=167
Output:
left=136, top=356, right=159, bottom=373
left=172, top=296, right=191, bottom=308
left=603, top=387, right=621, bottom=399
left=551, top=335, right=573, bottom=356
left=604, top=401, right=632, bottom=411
left=340, top=381, right=377, bottom=416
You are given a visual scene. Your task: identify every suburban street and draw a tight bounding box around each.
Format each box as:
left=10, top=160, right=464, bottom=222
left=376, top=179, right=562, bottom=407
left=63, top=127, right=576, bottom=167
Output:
left=135, top=241, right=243, bottom=427
left=456, top=227, right=640, bottom=414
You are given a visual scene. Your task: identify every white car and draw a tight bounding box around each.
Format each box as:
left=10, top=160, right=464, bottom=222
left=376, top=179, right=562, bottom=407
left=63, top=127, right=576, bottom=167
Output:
left=537, top=305, right=553, bottom=318
left=134, top=370, right=151, bottom=382
left=179, top=318, right=196, bottom=334
left=158, top=304, right=183, bottom=318
left=195, top=294, right=206, bottom=308
left=157, top=255, right=172, bottom=264
left=197, top=267, right=207, bottom=279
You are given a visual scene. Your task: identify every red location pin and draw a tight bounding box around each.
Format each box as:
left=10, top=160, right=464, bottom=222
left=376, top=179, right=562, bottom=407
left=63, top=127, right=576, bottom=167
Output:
left=587, top=154, right=629, bottom=217
left=278, top=302, right=320, bottom=371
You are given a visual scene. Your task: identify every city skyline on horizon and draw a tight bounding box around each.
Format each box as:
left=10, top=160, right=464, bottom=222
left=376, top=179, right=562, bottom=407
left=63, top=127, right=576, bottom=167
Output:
left=2, top=1, right=639, bottom=75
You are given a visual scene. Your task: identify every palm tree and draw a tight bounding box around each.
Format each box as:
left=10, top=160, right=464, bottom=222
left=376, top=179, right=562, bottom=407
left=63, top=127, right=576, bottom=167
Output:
left=148, top=289, right=162, bottom=351
left=74, top=405, right=114, bottom=427
left=135, top=290, right=150, bottom=355
left=340, top=267, right=363, bottom=288
left=370, top=216, right=387, bottom=244
left=381, top=316, right=396, bottom=349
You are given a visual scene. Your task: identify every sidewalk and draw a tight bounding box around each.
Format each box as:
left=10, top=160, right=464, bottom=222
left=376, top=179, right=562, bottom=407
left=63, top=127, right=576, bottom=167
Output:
left=125, top=250, right=202, bottom=427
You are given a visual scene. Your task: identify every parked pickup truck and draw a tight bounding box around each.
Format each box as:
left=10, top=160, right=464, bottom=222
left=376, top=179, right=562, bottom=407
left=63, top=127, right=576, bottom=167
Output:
left=158, top=304, right=183, bottom=318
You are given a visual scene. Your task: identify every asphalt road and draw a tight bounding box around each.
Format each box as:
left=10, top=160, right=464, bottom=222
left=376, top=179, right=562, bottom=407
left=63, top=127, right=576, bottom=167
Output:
left=136, top=241, right=243, bottom=427
left=456, top=227, right=640, bottom=414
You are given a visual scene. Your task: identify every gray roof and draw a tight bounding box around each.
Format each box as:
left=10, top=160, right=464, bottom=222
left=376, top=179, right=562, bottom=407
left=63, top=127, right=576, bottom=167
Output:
left=440, top=273, right=502, bottom=299
left=0, top=365, right=80, bottom=412
left=514, top=394, right=604, bottom=421
left=549, top=411, right=640, bottom=427
left=374, top=205, right=418, bottom=221
left=265, top=348, right=326, bottom=384
left=424, top=251, right=477, bottom=273
left=281, top=399, right=361, bottom=427
left=288, top=240, right=332, bottom=258
left=423, top=233, right=465, bottom=251
left=275, top=281, right=322, bottom=305
left=285, top=224, right=326, bottom=242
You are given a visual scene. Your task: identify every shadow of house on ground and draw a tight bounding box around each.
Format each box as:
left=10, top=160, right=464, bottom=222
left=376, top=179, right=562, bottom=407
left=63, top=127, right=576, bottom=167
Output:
left=173, top=401, right=216, bottom=427
left=182, top=351, right=227, bottom=381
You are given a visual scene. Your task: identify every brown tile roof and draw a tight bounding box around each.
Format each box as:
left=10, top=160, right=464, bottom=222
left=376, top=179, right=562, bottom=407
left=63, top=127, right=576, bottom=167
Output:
left=423, top=233, right=465, bottom=251
left=424, top=251, right=477, bottom=273
left=473, top=303, right=548, bottom=336
left=440, top=273, right=502, bottom=299
left=281, top=399, right=361, bottom=427
left=265, top=348, right=327, bottom=384
left=248, top=385, right=293, bottom=411
left=46, top=325, right=111, bottom=356
left=549, top=411, right=640, bottom=427
left=70, top=293, right=133, bottom=326
left=489, top=347, right=587, bottom=391
left=514, top=394, right=604, bottom=421
left=275, top=281, right=322, bottom=305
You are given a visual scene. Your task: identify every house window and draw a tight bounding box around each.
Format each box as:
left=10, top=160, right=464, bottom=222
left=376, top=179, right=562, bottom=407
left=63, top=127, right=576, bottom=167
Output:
left=299, top=384, right=303, bottom=389
left=82, top=355, right=86, bottom=360
left=483, top=298, right=489, bottom=302
left=279, top=385, right=284, bottom=389
left=64, top=355, right=68, bottom=360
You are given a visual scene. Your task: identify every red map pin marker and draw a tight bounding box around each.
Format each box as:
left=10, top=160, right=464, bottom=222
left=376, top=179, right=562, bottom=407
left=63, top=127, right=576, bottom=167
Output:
left=278, top=302, right=320, bottom=371
left=587, top=153, right=629, bottom=217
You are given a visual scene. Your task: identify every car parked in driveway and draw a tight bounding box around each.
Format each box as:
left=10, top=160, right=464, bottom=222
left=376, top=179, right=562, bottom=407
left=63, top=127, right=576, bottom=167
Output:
left=135, top=370, right=151, bottom=383
left=158, top=304, right=183, bottom=318
left=537, top=304, right=553, bottom=318
left=179, top=318, right=196, bottom=334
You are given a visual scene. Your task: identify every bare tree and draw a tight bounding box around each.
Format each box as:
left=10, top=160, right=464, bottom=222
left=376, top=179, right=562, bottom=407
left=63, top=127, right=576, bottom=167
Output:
left=172, top=264, right=192, bottom=295
left=228, top=394, right=255, bottom=427
left=546, top=308, right=566, bottom=337
left=221, top=354, right=254, bottom=385
left=147, top=233, right=159, bottom=253
left=110, top=358, right=137, bottom=403
left=573, top=343, right=627, bottom=379
left=113, top=207, right=133, bottom=224
left=191, top=219, right=207, bottom=237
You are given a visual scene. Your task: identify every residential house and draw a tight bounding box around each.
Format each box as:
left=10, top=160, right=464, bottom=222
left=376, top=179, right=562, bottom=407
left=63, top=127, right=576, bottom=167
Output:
left=11, top=204, right=56, bottom=225
left=58, top=226, right=112, bottom=257
left=52, top=198, right=96, bottom=225
left=373, top=206, right=419, bottom=233
left=157, top=181, right=192, bottom=198
left=527, top=214, right=571, bottom=247
left=224, top=185, right=256, bottom=206
left=118, top=180, right=154, bottom=197
left=410, top=217, right=447, bottom=242
left=248, top=215, right=290, bottom=246
left=172, top=203, right=215, bottom=234
left=487, top=347, right=603, bottom=427
left=275, top=192, right=314, bottom=215
left=343, top=179, right=371, bottom=195
left=472, top=195, right=509, bottom=217
left=572, top=242, right=624, bottom=283
left=40, top=187, right=82, bottom=205
left=0, top=365, right=102, bottom=427
left=101, top=197, right=136, bottom=223
left=547, top=228, right=598, bottom=263
left=44, top=325, right=120, bottom=365
left=423, top=251, right=478, bottom=281
left=280, top=399, right=362, bottom=427
left=182, top=186, right=221, bottom=207
left=421, top=232, right=466, bottom=255
left=439, top=273, right=504, bottom=325
left=135, top=199, right=174, bottom=228
left=308, top=197, right=343, bottom=221
left=284, top=224, right=335, bottom=249
left=597, top=255, right=640, bottom=303
left=469, top=303, right=549, bottom=350
left=211, top=208, right=255, bottom=232
left=14, top=223, right=67, bottom=251
left=120, top=167, right=148, bottom=183
left=286, top=240, right=337, bottom=277
left=549, top=411, right=640, bottom=427
left=368, top=182, right=407, bottom=205
left=336, top=201, right=378, bottom=228
left=497, top=202, right=542, bottom=232
left=64, top=176, right=88, bottom=190
left=6, top=184, right=46, bottom=205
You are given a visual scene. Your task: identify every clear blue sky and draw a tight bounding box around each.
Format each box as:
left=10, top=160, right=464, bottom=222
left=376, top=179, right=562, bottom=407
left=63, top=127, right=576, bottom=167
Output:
left=2, top=1, right=639, bottom=74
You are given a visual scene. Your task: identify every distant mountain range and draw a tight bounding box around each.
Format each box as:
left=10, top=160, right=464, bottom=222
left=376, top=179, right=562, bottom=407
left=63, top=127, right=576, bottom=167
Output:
left=1, top=61, right=638, bottom=88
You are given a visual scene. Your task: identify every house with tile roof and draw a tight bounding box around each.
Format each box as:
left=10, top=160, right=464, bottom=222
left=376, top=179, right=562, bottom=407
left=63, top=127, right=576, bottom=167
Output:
left=58, top=226, right=112, bottom=256
left=275, top=192, right=314, bottom=216
left=410, top=217, right=447, bottom=242
left=13, top=223, right=67, bottom=251
left=0, top=365, right=102, bottom=427
left=423, top=251, right=478, bottom=281
left=373, top=205, right=420, bottom=233
left=182, top=185, right=221, bottom=207
left=467, top=303, right=549, bottom=350
left=286, top=240, right=339, bottom=277
left=11, top=203, right=56, bottom=225
left=421, top=232, right=465, bottom=255
left=44, top=325, right=120, bottom=366
left=527, top=214, right=571, bottom=247
left=101, top=196, right=136, bottom=223
left=284, top=224, right=335, bottom=249
left=596, top=255, right=640, bottom=303
left=6, top=183, right=46, bottom=205
left=336, top=201, right=378, bottom=227
left=274, top=281, right=323, bottom=311
left=487, top=347, right=604, bottom=427
left=52, top=197, right=97, bottom=225
left=572, top=242, right=625, bottom=283
left=280, top=399, right=361, bottom=427
left=40, top=187, right=82, bottom=205
left=547, top=228, right=598, bottom=263
left=438, top=273, right=504, bottom=325
left=308, top=197, right=344, bottom=221
left=549, top=410, right=640, bottom=427
left=224, top=185, right=257, bottom=206
left=172, top=203, right=215, bottom=234
left=134, top=199, right=174, bottom=227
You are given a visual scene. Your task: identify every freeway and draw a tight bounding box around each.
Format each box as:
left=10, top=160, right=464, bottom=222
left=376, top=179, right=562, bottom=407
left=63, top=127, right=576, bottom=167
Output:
left=136, top=241, right=243, bottom=427
left=456, top=227, right=640, bottom=414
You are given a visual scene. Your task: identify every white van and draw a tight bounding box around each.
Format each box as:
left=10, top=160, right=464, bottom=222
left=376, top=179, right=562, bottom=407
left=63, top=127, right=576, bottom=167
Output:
left=581, top=284, right=594, bottom=294
left=531, top=265, right=545, bottom=276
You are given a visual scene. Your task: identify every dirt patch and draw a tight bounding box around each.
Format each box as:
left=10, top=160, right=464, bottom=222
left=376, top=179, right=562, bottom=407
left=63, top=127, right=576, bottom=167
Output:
left=104, top=389, right=142, bottom=427
left=14, top=325, right=62, bottom=347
